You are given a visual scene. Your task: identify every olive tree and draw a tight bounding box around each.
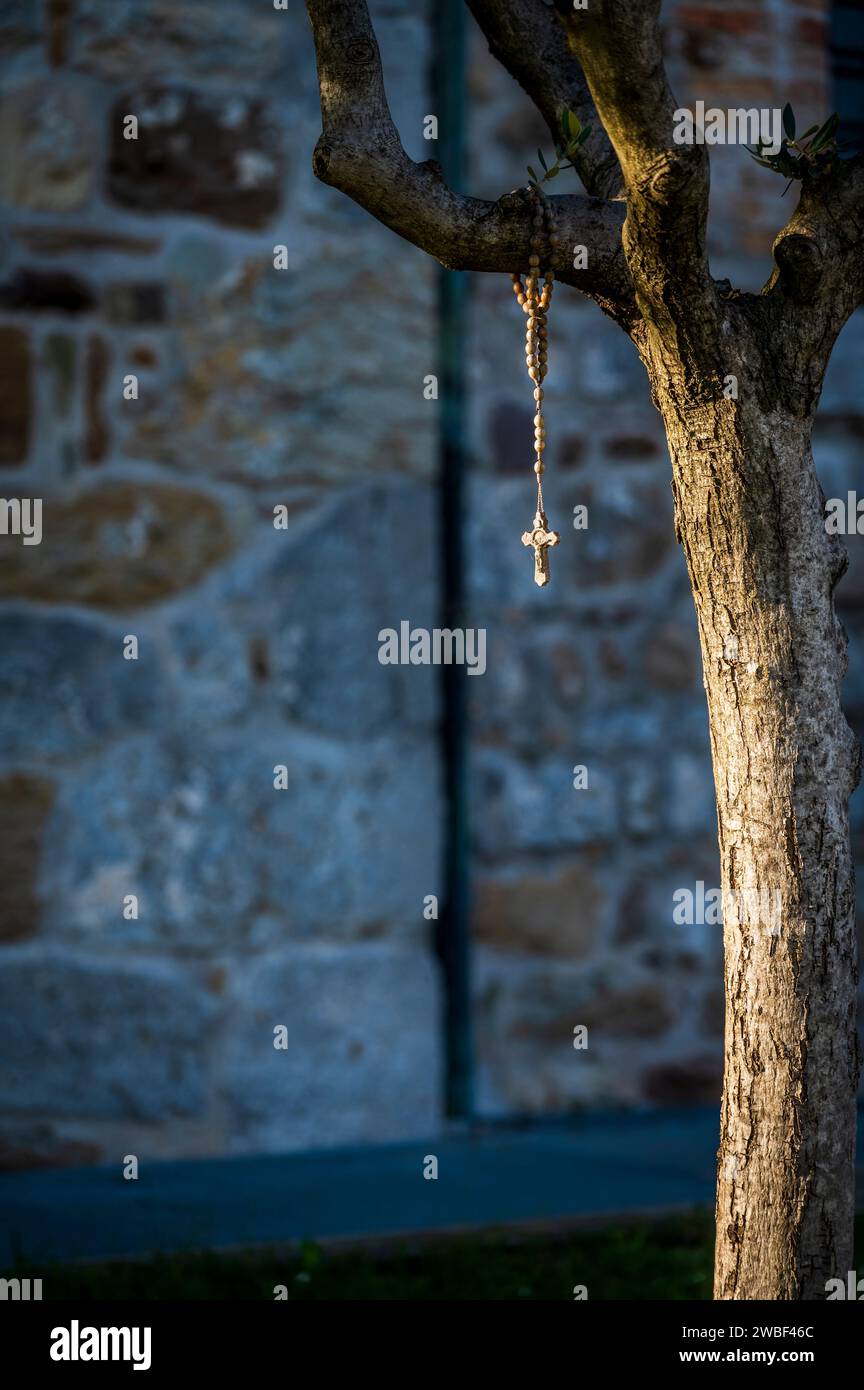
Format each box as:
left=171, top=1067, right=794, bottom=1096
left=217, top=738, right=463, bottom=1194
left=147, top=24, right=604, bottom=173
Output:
left=304, top=0, right=864, bottom=1299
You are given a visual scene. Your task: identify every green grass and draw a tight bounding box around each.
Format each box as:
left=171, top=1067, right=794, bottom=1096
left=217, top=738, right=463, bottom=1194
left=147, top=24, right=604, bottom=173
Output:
left=26, top=1213, right=864, bottom=1300
left=28, top=1213, right=713, bottom=1300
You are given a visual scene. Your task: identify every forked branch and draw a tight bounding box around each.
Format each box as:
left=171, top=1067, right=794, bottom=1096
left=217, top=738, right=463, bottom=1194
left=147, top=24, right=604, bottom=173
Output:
left=465, top=0, right=623, bottom=200
left=305, top=0, right=636, bottom=322
left=559, top=0, right=714, bottom=334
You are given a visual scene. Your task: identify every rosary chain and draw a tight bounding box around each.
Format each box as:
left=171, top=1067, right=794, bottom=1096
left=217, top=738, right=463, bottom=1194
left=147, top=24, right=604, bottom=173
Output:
left=509, top=186, right=557, bottom=515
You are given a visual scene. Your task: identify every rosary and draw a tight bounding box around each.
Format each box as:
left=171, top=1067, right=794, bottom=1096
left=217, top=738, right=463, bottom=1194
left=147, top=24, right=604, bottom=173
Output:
left=510, top=185, right=559, bottom=587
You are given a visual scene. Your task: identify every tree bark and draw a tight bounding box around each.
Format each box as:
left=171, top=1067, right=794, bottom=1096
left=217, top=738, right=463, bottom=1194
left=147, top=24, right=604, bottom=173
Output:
left=654, top=361, right=860, bottom=1299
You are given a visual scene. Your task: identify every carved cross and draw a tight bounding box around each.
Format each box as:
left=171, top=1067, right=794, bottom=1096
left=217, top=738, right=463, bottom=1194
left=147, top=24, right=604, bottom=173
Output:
left=522, top=510, right=560, bottom=587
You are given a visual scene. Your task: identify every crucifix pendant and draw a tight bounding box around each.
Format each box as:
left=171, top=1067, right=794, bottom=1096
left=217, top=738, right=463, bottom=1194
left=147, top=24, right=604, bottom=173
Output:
left=522, top=508, right=560, bottom=587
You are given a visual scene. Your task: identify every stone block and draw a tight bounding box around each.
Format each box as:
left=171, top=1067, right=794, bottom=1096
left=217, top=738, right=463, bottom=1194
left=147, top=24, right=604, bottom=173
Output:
left=0, top=324, right=30, bottom=464
left=640, top=1055, right=722, bottom=1106
left=642, top=618, right=700, bottom=691
left=467, top=616, right=593, bottom=755
left=74, top=0, right=297, bottom=83
left=613, top=839, right=723, bottom=969
left=265, top=480, right=439, bottom=738
left=108, top=86, right=281, bottom=229
left=84, top=333, right=109, bottom=463
left=473, top=863, right=604, bottom=958
left=474, top=955, right=674, bottom=1114
left=472, top=747, right=617, bottom=856
left=102, top=282, right=165, bottom=324
left=39, top=730, right=442, bottom=949
left=121, top=253, right=436, bottom=487
left=222, top=944, right=441, bottom=1151
left=0, top=948, right=217, bottom=1119
left=0, top=612, right=167, bottom=758
left=0, top=482, right=235, bottom=610
left=0, top=268, right=95, bottom=314
left=0, top=81, right=95, bottom=211
left=668, top=751, right=717, bottom=837
left=0, top=773, right=55, bottom=941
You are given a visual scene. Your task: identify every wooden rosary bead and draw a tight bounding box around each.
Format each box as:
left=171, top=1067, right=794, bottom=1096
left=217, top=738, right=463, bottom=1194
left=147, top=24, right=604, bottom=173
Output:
left=514, top=183, right=560, bottom=587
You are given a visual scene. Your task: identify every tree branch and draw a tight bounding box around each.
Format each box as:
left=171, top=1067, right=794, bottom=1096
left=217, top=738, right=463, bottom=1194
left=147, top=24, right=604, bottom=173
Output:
left=750, top=154, right=864, bottom=414
left=559, top=0, right=714, bottom=337
left=304, top=0, right=635, bottom=323
left=465, top=0, right=623, bottom=200
left=769, top=156, right=864, bottom=319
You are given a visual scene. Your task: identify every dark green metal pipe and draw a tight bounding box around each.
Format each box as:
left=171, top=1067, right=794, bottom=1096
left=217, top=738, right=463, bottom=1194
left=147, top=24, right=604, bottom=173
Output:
left=431, top=0, right=473, bottom=1119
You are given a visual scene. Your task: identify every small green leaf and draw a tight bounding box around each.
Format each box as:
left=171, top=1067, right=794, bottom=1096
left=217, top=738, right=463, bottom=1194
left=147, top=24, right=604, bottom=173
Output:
left=810, top=112, right=839, bottom=152
left=537, top=147, right=548, bottom=172
left=527, top=164, right=539, bottom=184
left=799, top=124, right=819, bottom=141
left=576, top=125, right=592, bottom=145
left=782, top=102, right=795, bottom=140
left=565, top=109, right=581, bottom=140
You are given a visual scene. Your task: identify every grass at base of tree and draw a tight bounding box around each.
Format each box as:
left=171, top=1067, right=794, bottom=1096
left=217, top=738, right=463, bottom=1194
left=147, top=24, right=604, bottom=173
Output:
left=14, top=1211, right=854, bottom=1301
left=26, top=1213, right=864, bottom=1300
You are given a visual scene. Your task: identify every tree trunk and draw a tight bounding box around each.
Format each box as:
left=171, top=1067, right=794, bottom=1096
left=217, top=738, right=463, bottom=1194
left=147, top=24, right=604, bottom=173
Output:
left=658, top=386, right=860, bottom=1298
left=306, top=0, right=864, bottom=1304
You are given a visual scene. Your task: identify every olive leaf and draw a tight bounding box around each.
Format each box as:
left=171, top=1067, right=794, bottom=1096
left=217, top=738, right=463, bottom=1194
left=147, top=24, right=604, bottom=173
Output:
left=746, top=110, right=841, bottom=188
left=782, top=102, right=796, bottom=141
left=530, top=113, right=592, bottom=187
left=565, top=109, right=582, bottom=141
left=809, top=113, right=839, bottom=152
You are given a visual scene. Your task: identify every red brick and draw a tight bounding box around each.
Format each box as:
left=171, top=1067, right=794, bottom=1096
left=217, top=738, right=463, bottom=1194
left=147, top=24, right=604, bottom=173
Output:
left=676, top=6, right=767, bottom=35
left=797, top=16, right=827, bottom=45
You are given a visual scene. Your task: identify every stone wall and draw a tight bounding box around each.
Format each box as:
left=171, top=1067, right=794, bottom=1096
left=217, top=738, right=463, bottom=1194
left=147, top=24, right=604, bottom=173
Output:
left=0, top=0, right=861, bottom=1169
left=0, top=0, right=442, bottom=1168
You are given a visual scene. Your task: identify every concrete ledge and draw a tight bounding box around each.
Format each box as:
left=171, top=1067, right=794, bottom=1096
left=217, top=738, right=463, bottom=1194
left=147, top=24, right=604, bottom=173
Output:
left=1, top=1107, right=862, bottom=1264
